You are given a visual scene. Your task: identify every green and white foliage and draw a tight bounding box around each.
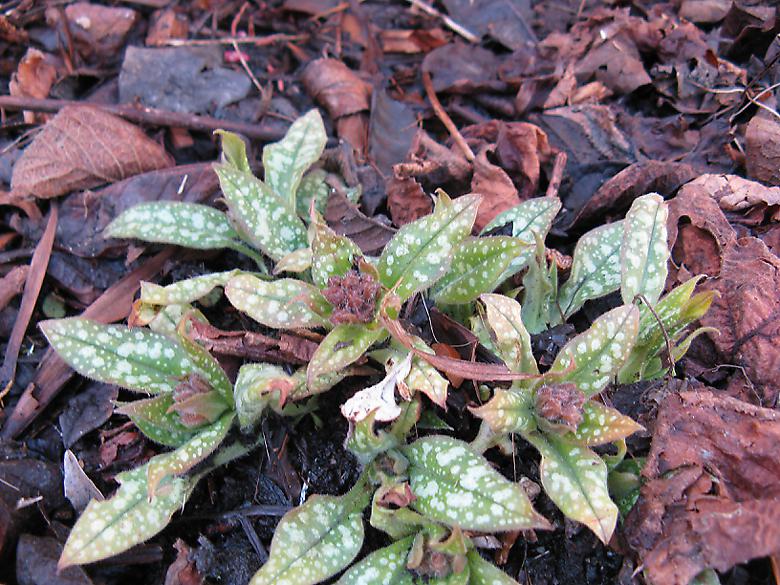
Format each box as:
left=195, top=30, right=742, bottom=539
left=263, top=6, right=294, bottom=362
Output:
left=524, top=432, right=618, bottom=544
left=378, top=192, right=480, bottom=301
left=40, top=318, right=198, bottom=394
left=405, top=348, right=450, bottom=410
left=480, top=294, right=537, bottom=375
left=307, top=325, right=385, bottom=389
left=345, top=411, right=399, bottom=465
left=335, top=536, right=414, bottom=585
left=548, top=305, right=640, bottom=397
left=467, top=550, right=520, bottom=585
left=58, top=463, right=196, bottom=568
left=233, top=363, right=294, bottom=428
left=571, top=402, right=643, bottom=446
left=262, top=109, right=327, bottom=211
left=401, top=436, right=549, bottom=532
left=105, top=202, right=241, bottom=251
left=432, top=237, right=523, bottom=304
left=470, top=388, right=536, bottom=435
left=250, top=489, right=368, bottom=585
left=296, top=169, right=330, bottom=219
left=311, top=214, right=362, bottom=288
left=620, top=194, right=669, bottom=305
left=140, top=270, right=240, bottom=306
left=115, top=394, right=197, bottom=448
left=225, top=274, right=328, bottom=329
left=520, top=234, right=558, bottom=334
left=557, top=221, right=624, bottom=320
left=275, top=247, right=313, bottom=274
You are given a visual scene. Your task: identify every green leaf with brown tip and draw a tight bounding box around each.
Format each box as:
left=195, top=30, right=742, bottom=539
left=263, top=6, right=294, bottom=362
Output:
left=311, top=213, right=362, bottom=288
left=175, top=329, right=232, bottom=404
left=620, top=193, right=669, bottom=305
left=140, top=271, right=240, bottom=306
left=467, top=549, right=521, bottom=585
left=402, top=436, right=550, bottom=532
left=480, top=293, right=537, bottom=375
left=307, top=324, right=385, bottom=388
left=470, top=388, right=536, bottom=435
left=274, top=247, right=312, bottom=274
left=336, top=537, right=415, bottom=585
left=570, top=401, right=644, bottom=446
left=225, top=274, right=328, bottom=329
left=378, top=193, right=480, bottom=301
left=40, top=318, right=198, bottom=394
left=549, top=305, right=640, bottom=397
left=405, top=350, right=450, bottom=410
left=249, top=490, right=368, bottom=585
left=523, top=431, right=618, bottom=544
left=116, top=394, right=197, bottom=448
left=58, top=462, right=196, bottom=568
left=234, top=363, right=295, bottom=428
left=557, top=221, right=624, bottom=319
left=262, top=109, right=327, bottom=211
left=105, top=202, right=240, bottom=250
left=432, top=237, right=523, bottom=304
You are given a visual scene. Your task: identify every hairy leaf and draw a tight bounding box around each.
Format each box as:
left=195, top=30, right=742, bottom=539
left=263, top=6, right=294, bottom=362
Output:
left=140, top=270, right=240, bottom=306
left=557, top=221, right=624, bottom=319
left=480, top=293, right=537, bottom=375
left=225, top=274, right=328, bottom=329
left=234, top=363, right=295, bottom=428
left=311, top=214, right=362, bottom=288
left=467, top=549, right=520, bottom=585
left=105, top=202, right=239, bottom=250
left=524, top=432, right=618, bottom=544
left=638, top=276, right=714, bottom=347
left=274, top=247, right=313, bottom=274
left=432, top=237, right=523, bottom=303
left=620, top=193, right=669, bottom=305
left=40, top=318, right=197, bottom=394
left=175, top=327, right=233, bottom=403
left=402, top=436, right=550, bottom=532
left=378, top=193, right=480, bottom=301
left=571, top=401, right=644, bottom=446
left=405, top=349, right=450, bottom=409
left=520, top=234, right=558, bottom=334
left=296, top=169, right=330, bottom=219
left=146, top=413, right=233, bottom=496
left=262, top=109, right=327, bottom=210
left=335, top=537, right=415, bottom=585
left=307, top=324, right=385, bottom=388
left=345, top=411, right=399, bottom=465
left=58, top=462, right=195, bottom=568
left=249, top=490, right=367, bottom=585
left=470, top=388, right=536, bottom=435
left=549, top=305, right=639, bottom=397
left=115, top=394, right=197, bottom=448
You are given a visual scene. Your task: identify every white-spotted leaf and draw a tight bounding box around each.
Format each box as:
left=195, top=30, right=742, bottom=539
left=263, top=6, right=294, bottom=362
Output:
left=58, top=462, right=195, bottom=568
left=175, top=328, right=233, bottom=403
left=140, top=270, right=240, bottom=306
left=335, top=537, right=415, bottom=585
left=115, top=394, right=197, bottom=448
left=311, top=214, right=362, bottom=288
left=274, top=247, right=313, bottom=274
left=307, top=325, right=385, bottom=388
left=524, top=432, right=618, bottom=544
left=378, top=193, right=481, bottom=301
left=262, top=109, right=327, bottom=211
left=549, top=305, right=640, bottom=397
left=225, top=274, right=328, bottom=329
left=402, top=436, right=550, bottom=532
left=234, top=363, right=295, bottom=428
left=620, top=193, right=669, bottom=305
left=40, top=318, right=197, bottom=394
left=467, top=549, right=520, bottom=585
left=571, top=401, right=644, bottom=446
left=405, top=350, right=450, bottom=410
left=296, top=169, right=330, bottom=219
left=146, top=413, right=233, bottom=496
left=557, top=221, right=624, bottom=319
left=470, top=388, right=536, bottom=435
left=432, top=237, right=524, bottom=304
left=480, top=294, right=537, bottom=375
left=249, top=491, right=367, bottom=585
left=105, top=202, right=240, bottom=250
left=345, top=411, right=399, bottom=465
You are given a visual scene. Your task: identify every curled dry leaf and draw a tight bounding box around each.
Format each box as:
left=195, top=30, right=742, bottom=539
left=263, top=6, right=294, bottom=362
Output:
left=341, top=353, right=413, bottom=423
left=386, top=177, right=432, bottom=227
left=625, top=390, right=780, bottom=585
left=11, top=105, right=174, bottom=199
left=302, top=58, right=372, bottom=120
left=471, top=146, right=520, bottom=232
left=325, top=190, right=396, bottom=256
left=58, top=2, right=138, bottom=62
left=746, top=113, right=780, bottom=186
left=9, top=48, right=59, bottom=124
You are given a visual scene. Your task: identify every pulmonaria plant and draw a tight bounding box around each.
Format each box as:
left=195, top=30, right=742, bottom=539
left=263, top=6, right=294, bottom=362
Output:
left=42, top=109, right=713, bottom=584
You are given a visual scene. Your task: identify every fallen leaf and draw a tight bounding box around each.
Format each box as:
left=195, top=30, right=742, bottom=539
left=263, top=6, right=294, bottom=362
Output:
left=17, top=534, right=93, bottom=585
left=745, top=114, right=780, bottom=187
left=9, top=48, right=59, bottom=124
left=11, top=105, right=174, bottom=199
left=302, top=58, right=372, bottom=119
left=341, top=353, right=413, bottom=423
left=0, top=265, right=29, bottom=312
left=56, top=2, right=138, bottom=63
left=59, top=383, right=119, bottom=448
left=470, top=145, right=520, bottom=232
left=387, top=177, right=432, bottom=227
left=625, top=390, right=780, bottom=585
left=394, top=130, right=471, bottom=188
left=421, top=43, right=502, bottom=93
left=379, top=29, right=449, bottom=53
left=146, top=8, right=189, bottom=47
left=164, top=539, right=204, bottom=585
left=325, top=190, right=396, bottom=256
left=679, top=0, right=732, bottom=23
left=63, top=450, right=104, bottom=513
left=442, top=0, right=537, bottom=49
left=369, top=90, right=418, bottom=176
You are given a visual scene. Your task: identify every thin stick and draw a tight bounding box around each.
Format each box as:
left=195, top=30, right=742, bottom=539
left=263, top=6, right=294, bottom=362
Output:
left=406, top=0, right=479, bottom=43
left=545, top=151, right=567, bottom=198
left=422, top=70, right=475, bottom=161
left=229, top=3, right=266, bottom=97
left=161, top=33, right=305, bottom=47
left=0, top=96, right=286, bottom=141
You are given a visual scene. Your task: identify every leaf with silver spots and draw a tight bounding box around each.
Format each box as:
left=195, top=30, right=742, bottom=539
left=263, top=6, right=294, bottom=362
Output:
left=335, top=536, right=415, bottom=585
left=570, top=401, right=643, bottom=446
left=469, top=388, right=536, bottom=435
left=140, top=270, right=240, bottom=306
left=620, top=193, right=669, bottom=305
left=480, top=293, right=537, bottom=375
left=467, top=549, right=521, bottom=585
left=311, top=213, right=362, bottom=288
left=307, top=325, right=385, bottom=389
left=115, top=394, right=197, bottom=448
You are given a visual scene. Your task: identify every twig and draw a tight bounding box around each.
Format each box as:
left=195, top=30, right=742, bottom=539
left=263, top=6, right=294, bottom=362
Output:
left=161, top=33, right=305, bottom=47
left=421, top=70, right=475, bottom=161
left=406, top=0, right=479, bottom=43
left=0, top=96, right=286, bottom=141
left=545, top=151, right=567, bottom=198
left=229, top=3, right=266, bottom=97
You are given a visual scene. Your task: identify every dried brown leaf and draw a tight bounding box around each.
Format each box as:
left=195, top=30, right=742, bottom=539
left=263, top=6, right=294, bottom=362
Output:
left=470, top=145, right=519, bottom=232
left=387, top=177, right=432, bottom=227
left=11, top=105, right=173, bottom=199
left=302, top=58, right=372, bottom=119
left=9, top=48, right=59, bottom=124
left=745, top=115, right=780, bottom=186
left=325, top=190, right=396, bottom=256
left=59, top=2, right=138, bottom=62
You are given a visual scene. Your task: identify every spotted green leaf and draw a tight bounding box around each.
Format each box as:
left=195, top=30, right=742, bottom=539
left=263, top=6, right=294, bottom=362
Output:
left=296, top=169, right=331, bottom=219
left=432, top=237, right=523, bottom=304
left=480, top=293, right=538, bottom=375
left=336, top=536, right=415, bottom=585
left=274, top=247, right=312, bottom=274
left=215, top=154, right=307, bottom=261
left=311, top=213, right=362, bottom=288
left=262, top=109, right=327, bottom=211
left=137, top=303, right=206, bottom=338
left=249, top=488, right=368, bottom=585
left=470, top=388, right=536, bottom=435
left=146, top=413, right=233, bottom=496
left=570, top=401, right=643, bottom=446
left=405, top=349, right=450, bottom=410
left=520, top=233, right=558, bottom=334
left=549, top=305, right=639, bottom=397
left=467, top=549, right=520, bottom=585
left=175, top=328, right=232, bottom=403
left=378, top=193, right=481, bottom=301
left=105, top=202, right=240, bottom=250
left=140, top=270, right=240, bottom=306
left=225, top=274, right=328, bottom=329
left=523, top=432, right=617, bottom=544
left=40, top=318, right=198, bottom=394
left=345, top=411, right=398, bottom=464
left=620, top=194, right=669, bottom=305
left=557, top=221, right=624, bottom=319
left=58, top=461, right=196, bottom=568
left=116, top=394, right=197, bottom=448
left=307, top=324, right=385, bottom=388
left=402, top=436, right=550, bottom=532
left=234, top=363, right=295, bottom=428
